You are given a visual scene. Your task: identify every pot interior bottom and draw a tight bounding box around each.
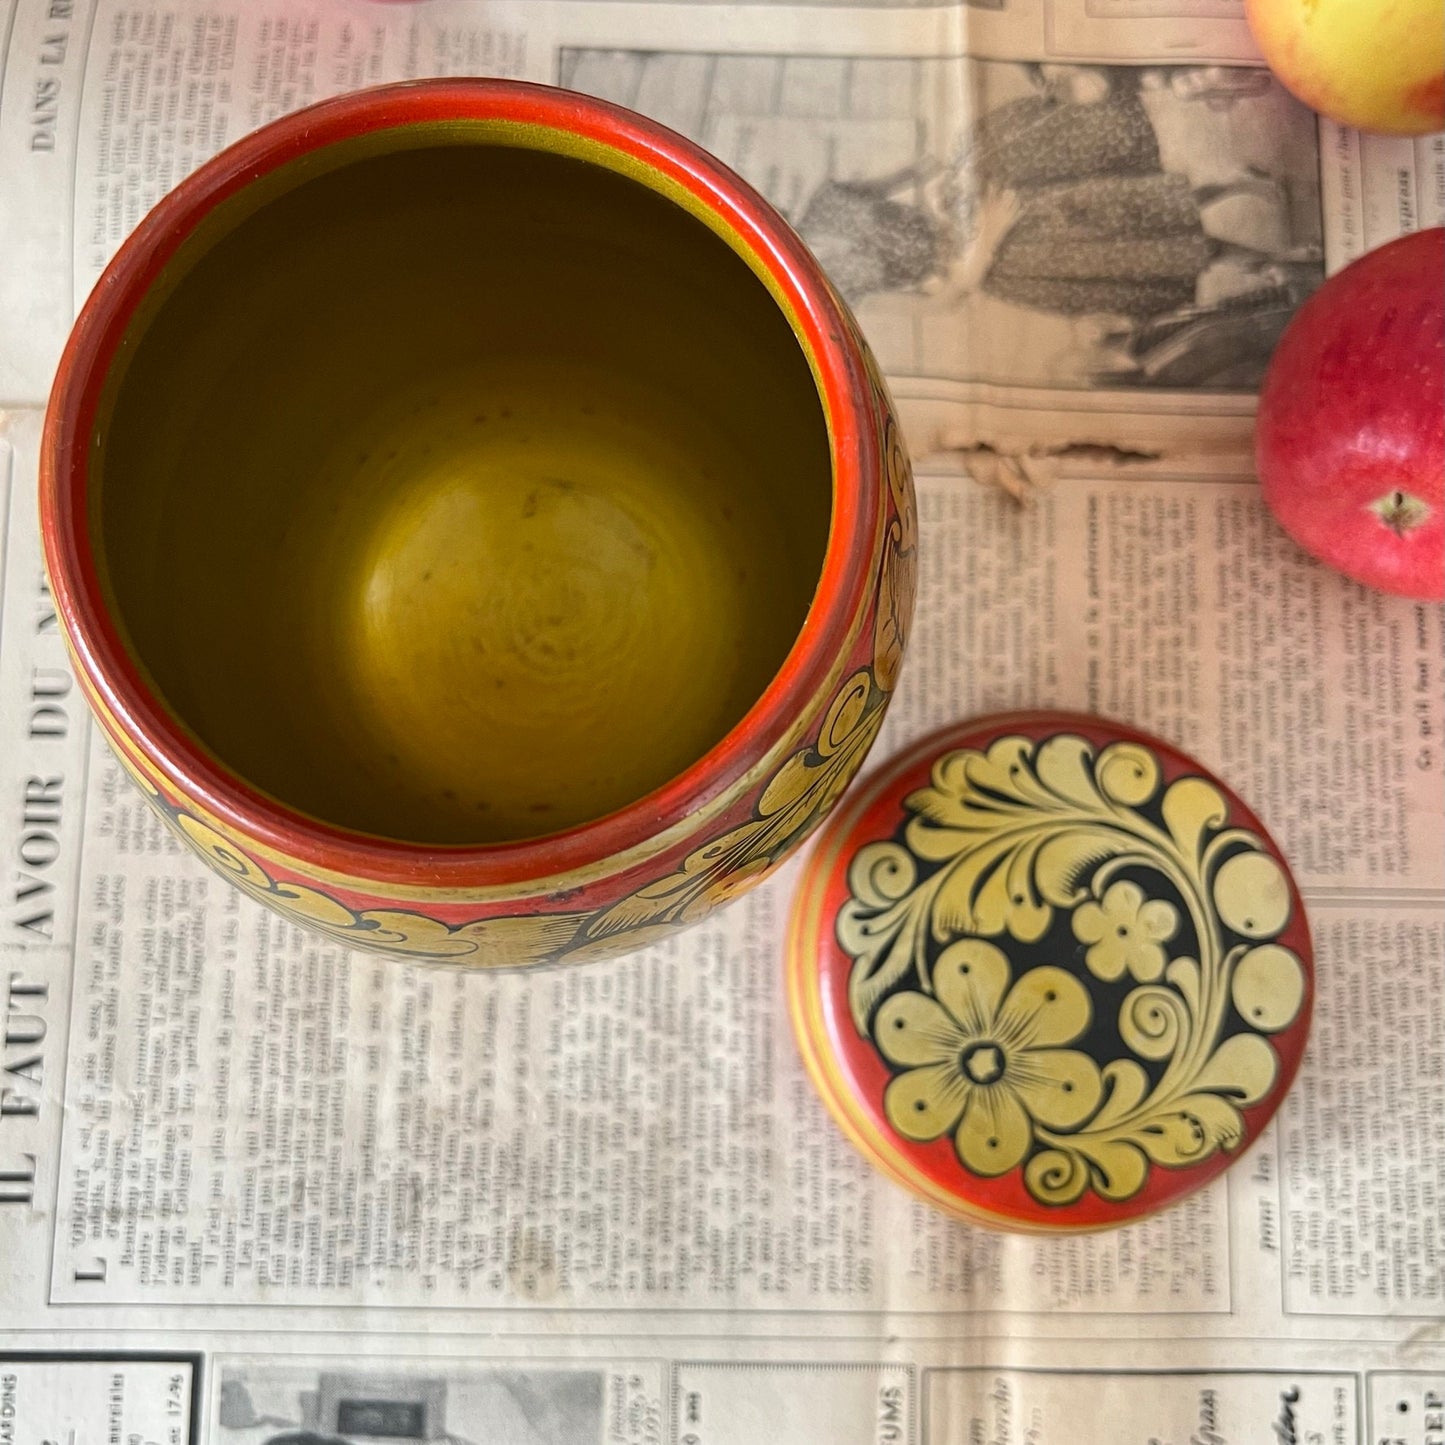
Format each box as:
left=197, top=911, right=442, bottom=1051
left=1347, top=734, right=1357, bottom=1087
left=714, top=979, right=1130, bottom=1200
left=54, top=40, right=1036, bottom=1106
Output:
left=269, top=359, right=807, bottom=843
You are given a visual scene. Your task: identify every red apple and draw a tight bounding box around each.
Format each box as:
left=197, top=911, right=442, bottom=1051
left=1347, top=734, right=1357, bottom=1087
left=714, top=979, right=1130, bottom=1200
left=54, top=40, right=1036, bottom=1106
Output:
left=1256, top=227, right=1444, bottom=600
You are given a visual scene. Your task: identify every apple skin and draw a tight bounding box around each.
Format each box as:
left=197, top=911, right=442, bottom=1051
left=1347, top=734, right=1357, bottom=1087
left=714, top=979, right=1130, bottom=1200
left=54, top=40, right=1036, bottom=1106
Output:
left=1256, top=228, right=1444, bottom=601
left=1245, top=0, right=1444, bottom=135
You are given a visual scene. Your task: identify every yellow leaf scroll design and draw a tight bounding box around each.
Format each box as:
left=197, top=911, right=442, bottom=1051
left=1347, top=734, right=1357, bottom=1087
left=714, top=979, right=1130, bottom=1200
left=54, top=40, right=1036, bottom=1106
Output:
left=836, top=733, right=1306, bottom=1206
left=583, top=669, right=887, bottom=943
left=173, top=812, right=591, bottom=964
left=872, top=412, right=918, bottom=695
left=119, top=662, right=891, bottom=966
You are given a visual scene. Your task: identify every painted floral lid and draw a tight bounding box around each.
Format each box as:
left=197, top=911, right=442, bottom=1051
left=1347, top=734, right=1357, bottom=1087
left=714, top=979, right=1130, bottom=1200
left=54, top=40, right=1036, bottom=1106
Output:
left=786, top=712, right=1314, bottom=1233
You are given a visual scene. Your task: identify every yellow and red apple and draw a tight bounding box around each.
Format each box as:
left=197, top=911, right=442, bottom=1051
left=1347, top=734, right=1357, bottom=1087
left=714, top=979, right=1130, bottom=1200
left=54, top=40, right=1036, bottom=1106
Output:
left=1245, top=0, right=1444, bottom=135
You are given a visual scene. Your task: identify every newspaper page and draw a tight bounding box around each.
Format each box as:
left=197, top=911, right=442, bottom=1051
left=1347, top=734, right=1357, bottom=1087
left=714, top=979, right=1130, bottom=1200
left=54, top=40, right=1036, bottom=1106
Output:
left=1, top=0, right=1443, bottom=1439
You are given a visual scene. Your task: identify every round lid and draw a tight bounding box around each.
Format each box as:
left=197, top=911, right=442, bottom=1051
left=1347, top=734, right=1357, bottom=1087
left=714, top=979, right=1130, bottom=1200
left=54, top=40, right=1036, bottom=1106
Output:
left=787, top=711, right=1314, bottom=1233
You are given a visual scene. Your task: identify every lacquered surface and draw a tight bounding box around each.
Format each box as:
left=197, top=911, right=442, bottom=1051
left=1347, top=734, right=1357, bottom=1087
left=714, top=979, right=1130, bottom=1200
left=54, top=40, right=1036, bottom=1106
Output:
left=788, top=713, right=1313, bottom=1232
left=45, top=81, right=909, bottom=964
left=94, top=142, right=831, bottom=844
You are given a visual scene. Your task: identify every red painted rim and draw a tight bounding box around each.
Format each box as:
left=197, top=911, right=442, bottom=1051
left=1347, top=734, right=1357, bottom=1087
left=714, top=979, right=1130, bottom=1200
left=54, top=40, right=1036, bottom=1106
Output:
left=41, top=79, right=881, bottom=888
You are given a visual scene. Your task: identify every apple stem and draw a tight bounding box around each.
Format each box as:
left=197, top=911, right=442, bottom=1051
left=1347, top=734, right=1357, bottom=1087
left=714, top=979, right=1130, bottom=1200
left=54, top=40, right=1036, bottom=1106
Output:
left=1370, top=490, right=1432, bottom=537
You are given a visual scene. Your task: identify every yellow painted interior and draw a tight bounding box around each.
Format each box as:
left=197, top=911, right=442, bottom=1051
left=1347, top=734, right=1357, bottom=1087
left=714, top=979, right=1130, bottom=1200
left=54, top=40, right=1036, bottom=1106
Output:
left=93, top=139, right=832, bottom=844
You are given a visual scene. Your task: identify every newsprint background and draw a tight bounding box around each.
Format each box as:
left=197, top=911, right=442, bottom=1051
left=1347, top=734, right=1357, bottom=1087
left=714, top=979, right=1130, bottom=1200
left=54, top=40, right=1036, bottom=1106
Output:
left=0, top=0, right=1442, bottom=1441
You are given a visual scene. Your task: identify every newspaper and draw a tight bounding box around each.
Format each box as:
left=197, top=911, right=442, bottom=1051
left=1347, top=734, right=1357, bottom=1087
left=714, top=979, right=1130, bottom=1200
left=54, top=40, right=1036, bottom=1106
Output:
left=1, top=0, right=1442, bottom=1439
